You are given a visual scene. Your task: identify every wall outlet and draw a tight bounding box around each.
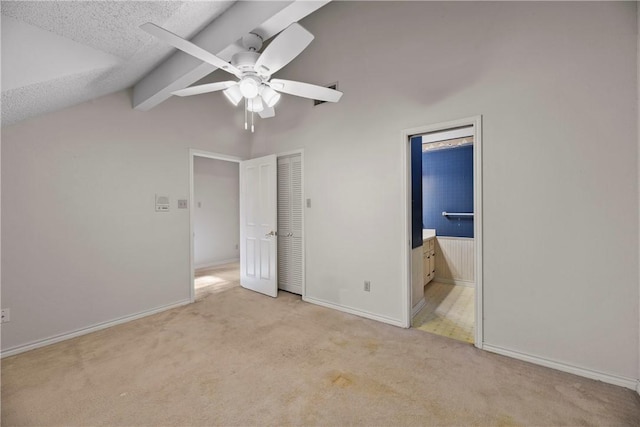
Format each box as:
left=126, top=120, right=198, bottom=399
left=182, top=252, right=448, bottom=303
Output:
left=364, top=281, right=371, bottom=292
left=178, top=199, right=188, bottom=209
left=1, top=308, right=10, bottom=323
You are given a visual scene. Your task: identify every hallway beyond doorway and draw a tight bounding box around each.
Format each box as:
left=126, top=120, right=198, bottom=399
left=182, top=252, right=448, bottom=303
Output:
left=194, top=262, right=240, bottom=298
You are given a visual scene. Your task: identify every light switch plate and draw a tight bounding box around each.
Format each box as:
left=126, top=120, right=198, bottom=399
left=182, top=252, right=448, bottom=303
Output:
left=155, top=194, right=169, bottom=212
left=1, top=308, right=10, bottom=323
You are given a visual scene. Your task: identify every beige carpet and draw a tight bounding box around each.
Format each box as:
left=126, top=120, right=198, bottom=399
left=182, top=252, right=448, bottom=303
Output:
left=413, top=282, right=475, bottom=344
left=2, top=283, right=639, bottom=426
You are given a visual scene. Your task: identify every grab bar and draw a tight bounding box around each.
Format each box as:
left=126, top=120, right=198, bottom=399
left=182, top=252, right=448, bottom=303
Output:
left=442, top=211, right=474, bottom=217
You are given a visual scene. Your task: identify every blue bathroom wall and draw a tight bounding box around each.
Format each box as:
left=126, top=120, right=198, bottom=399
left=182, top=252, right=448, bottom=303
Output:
left=411, top=136, right=423, bottom=248
left=423, top=145, right=474, bottom=238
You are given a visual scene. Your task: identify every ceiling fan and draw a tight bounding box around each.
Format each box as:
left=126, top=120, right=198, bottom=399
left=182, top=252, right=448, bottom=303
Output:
left=141, top=22, right=343, bottom=131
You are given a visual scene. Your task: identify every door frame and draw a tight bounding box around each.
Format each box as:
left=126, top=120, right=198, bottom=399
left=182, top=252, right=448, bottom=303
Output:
left=401, top=115, right=484, bottom=348
left=188, top=149, right=243, bottom=303
left=276, top=149, right=306, bottom=298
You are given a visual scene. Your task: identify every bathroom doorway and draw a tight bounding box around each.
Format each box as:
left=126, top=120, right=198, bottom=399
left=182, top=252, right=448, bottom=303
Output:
left=403, top=116, right=483, bottom=347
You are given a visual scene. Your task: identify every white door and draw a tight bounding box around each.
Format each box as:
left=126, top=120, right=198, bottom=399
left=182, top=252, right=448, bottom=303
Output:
left=240, top=155, right=278, bottom=297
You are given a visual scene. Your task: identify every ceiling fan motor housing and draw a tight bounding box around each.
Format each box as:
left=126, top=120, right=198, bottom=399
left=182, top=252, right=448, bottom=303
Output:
left=241, top=33, right=263, bottom=52
left=231, top=51, right=260, bottom=73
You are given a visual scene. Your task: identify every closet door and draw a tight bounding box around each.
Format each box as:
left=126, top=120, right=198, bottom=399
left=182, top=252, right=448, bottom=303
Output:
left=277, top=154, right=303, bottom=295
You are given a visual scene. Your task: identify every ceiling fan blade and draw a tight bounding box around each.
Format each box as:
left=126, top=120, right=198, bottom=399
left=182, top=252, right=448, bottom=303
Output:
left=141, top=23, right=241, bottom=76
left=171, top=81, right=237, bottom=97
left=254, top=23, right=314, bottom=76
left=270, top=79, right=343, bottom=103
left=259, top=106, right=275, bottom=119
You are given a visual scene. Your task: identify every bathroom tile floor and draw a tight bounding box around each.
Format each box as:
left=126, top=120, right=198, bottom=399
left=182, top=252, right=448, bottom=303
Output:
left=412, top=281, right=475, bottom=344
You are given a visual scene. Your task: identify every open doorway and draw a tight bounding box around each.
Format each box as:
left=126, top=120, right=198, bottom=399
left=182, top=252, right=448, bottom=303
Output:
left=189, top=149, right=305, bottom=302
left=189, top=150, right=242, bottom=302
left=403, top=116, right=483, bottom=347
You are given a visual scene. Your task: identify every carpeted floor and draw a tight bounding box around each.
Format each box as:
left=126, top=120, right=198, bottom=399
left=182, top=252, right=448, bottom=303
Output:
left=2, top=280, right=639, bottom=426
left=413, top=282, right=475, bottom=344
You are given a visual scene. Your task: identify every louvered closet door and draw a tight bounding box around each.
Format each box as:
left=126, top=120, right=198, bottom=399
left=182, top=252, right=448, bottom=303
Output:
left=277, top=154, right=303, bottom=295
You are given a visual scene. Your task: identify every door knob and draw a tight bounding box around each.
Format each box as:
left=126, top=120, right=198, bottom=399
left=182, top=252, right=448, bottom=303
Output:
left=265, top=230, right=277, bottom=237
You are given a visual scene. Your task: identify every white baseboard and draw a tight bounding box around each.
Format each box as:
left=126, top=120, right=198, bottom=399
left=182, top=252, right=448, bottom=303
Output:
left=483, top=344, right=638, bottom=390
left=303, top=296, right=405, bottom=328
left=411, top=298, right=426, bottom=318
left=1, top=299, right=191, bottom=358
left=435, top=277, right=475, bottom=288
left=194, top=257, right=239, bottom=270
left=278, top=283, right=302, bottom=295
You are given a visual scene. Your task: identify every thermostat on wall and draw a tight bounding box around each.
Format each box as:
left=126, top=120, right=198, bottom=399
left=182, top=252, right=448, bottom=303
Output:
left=155, top=194, right=170, bottom=212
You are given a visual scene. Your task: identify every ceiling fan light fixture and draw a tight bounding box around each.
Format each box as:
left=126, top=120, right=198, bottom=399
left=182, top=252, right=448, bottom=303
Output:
left=239, top=76, right=260, bottom=99
left=223, top=85, right=242, bottom=106
left=261, top=86, right=281, bottom=108
left=247, top=96, right=265, bottom=113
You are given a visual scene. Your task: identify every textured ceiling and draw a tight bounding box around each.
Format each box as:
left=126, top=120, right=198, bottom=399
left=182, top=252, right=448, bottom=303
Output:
left=1, top=0, right=236, bottom=126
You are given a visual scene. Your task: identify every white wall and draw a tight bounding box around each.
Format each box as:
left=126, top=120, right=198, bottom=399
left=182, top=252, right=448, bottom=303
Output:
left=434, top=237, right=474, bottom=286
left=637, top=0, right=640, bottom=391
left=250, top=2, right=639, bottom=380
left=1, top=90, right=250, bottom=352
left=193, top=157, right=239, bottom=268
left=1, top=0, right=638, bottom=386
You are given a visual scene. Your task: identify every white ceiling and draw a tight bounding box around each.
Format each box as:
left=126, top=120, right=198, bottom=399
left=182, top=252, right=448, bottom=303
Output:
left=1, top=0, right=236, bottom=126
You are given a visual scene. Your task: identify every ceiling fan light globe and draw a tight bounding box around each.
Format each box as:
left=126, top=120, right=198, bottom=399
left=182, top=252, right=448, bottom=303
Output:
left=261, top=86, right=281, bottom=108
left=247, top=96, right=265, bottom=113
left=223, top=85, right=242, bottom=106
left=239, top=77, right=260, bottom=99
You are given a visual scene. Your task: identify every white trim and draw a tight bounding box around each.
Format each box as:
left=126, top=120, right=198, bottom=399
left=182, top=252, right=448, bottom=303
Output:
left=190, top=149, right=243, bottom=163
left=411, top=297, right=426, bottom=319
left=276, top=148, right=306, bottom=299
left=435, top=278, right=475, bottom=288
left=473, top=116, right=484, bottom=349
left=401, top=125, right=411, bottom=328
left=194, top=257, right=240, bottom=271
left=401, top=115, right=484, bottom=348
left=189, top=149, right=243, bottom=303
left=304, top=296, right=405, bottom=328
left=436, top=236, right=474, bottom=241
left=276, top=149, right=304, bottom=158
left=1, top=299, right=190, bottom=358
left=483, top=344, right=638, bottom=390
left=421, top=126, right=474, bottom=144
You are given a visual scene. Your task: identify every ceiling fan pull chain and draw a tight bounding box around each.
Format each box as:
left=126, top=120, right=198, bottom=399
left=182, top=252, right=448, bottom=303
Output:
left=251, top=108, right=255, bottom=133
left=244, top=97, right=248, bottom=130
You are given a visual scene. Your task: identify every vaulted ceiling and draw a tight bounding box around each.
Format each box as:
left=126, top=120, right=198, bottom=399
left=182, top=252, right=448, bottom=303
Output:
left=1, top=1, right=329, bottom=126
